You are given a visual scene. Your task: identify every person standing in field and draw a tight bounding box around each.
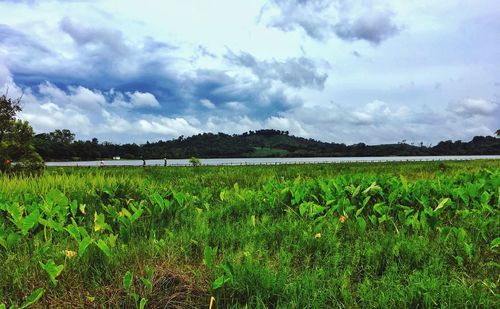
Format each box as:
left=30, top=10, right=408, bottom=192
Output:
left=142, top=158, right=146, bottom=167
left=4, top=159, right=11, bottom=172
left=164, top=157, right=167, bottom=167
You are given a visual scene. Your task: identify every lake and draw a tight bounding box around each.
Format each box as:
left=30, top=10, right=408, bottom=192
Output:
left=45, top=155, right=500, bottom=167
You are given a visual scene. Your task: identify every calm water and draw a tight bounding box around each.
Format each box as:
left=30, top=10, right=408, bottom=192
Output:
left=45, top=155, right=500, bottom=167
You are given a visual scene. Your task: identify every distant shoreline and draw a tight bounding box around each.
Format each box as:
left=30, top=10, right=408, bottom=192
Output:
left=44, top=155, right=500, bottom=167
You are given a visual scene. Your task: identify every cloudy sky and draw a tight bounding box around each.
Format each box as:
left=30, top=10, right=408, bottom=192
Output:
left=0, top=0, right=499, bottom=144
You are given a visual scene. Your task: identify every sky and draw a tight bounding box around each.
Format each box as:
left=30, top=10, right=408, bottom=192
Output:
left=0, top=0, right=499, bottom=145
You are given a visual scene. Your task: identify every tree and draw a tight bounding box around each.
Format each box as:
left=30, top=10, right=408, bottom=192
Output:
left=0, top=94, right=44, bottom=174
left=496, top=129, right=500, bottom=137
left=49, top=129, right=75, bottom=144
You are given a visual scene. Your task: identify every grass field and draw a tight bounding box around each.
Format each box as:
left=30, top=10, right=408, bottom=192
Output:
left=1, top=160, right=499, bottom=308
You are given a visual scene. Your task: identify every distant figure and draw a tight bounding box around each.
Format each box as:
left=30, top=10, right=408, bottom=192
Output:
left=164, top=158, right=167, bottom=167
left=100, top=160, right=104, bottom=168
left=4, top=159, right=11, bottom=171
left=142, top=158, right=146, bottom=167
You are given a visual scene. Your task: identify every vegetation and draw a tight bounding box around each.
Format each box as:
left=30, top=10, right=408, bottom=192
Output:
left=189, top=157, right=201, bottom=167
left=0, top=94, right=43, bottom=175
left=33, top=129, right=500, bottom=161
left=0, top=160, right=499, bottom=307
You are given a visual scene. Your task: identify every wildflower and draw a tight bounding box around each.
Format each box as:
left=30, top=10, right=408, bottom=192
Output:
left=314, top=233, right=321, bottom=239
left=339, top=215, right=348, bottom=223
left=64, top=250, right=77, bottom=258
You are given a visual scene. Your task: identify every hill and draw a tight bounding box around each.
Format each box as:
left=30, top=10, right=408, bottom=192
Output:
left=33, top=129, right=500, bottom=161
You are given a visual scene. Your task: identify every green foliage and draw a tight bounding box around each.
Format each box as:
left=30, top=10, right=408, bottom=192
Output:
left=39, top=259, right=64, bottom=285
left=189, top=156, right=201, bottom=167
left=20, top=288, right=44, bottom=309
left=0, top=160, right=499, bottom=307
left=0, top=94, right=44, bottom=175
left=123, top=271, right=133, bottom=290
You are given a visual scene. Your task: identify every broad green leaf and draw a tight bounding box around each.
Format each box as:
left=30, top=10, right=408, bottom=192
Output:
left=464, top=242, right=473, bottom=259
left=96, top=239, right=111, bottom=257
left=299, top=203, right=308, bottom=217
left=351, top=185, right=361, bottom=199
left=0, top=236, right=6, bottom=250
left=65, top=224, right=81, bottom=242
left=108, top=234, right=118, bottom=247
left=39, top=259, right=64, bottom=285
left=94, top=212, right=109, bottom=232
left=357, top=217, right=366, bottom=233
left=70, top=200, right=78, bottom=217
left=212, top=276, right=225, bottom=290
left=145, top=267, right=154, bottom=279
left=21, top=209, right=40, bottom=236
left=362, top=196, right=371, bottom=207
left=490, top=237, right=500, bottom=250
left=139, top=298, right=147, bottom=309
left=123, top=271, right=133, bottom=290
left=46, top=189, right=68, bottom=207
left=130, top=208, right=143, bottom=223
left=79, top=204, right=86, bottom=215
left=0, top=304, right=5, bottom=309
left=20, top=288, right=44, bottom=309
left=141, top=278, right=153, bottom=294
left=203, top=245, right=217, bottom=267
left=434, top=198, right=449, bottom=212
left=78, top=236, right=92, bottom=256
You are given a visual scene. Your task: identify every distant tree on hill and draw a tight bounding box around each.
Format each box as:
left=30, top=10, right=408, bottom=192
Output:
left=496, top=129, right=500, bottom=137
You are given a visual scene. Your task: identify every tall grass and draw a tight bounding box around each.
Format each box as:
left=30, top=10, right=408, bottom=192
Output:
left=0, top=160, right=499, bottom=307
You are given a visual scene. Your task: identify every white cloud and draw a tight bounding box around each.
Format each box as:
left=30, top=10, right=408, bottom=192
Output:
left=0, top=0, right=499, bottom=145
left=137, top=117, right=199, bottom=136
left=126, top=91, right=160, bottom=108
left=451, top=98, right=499, bottom=117
left=200, top=98, right=216, bottom=109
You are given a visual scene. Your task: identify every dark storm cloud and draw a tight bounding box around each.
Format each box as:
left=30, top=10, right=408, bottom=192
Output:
left=187, top=69, right=302, bottom=117
left=264, top=0, right=334, bottom=41
left=263, top=0, right=401, bottom=44
left=0, top=24, right=52, bottom=54
left=225, top=51, right=328, bottom=90
left=60, top=17, right=129, bottom=54
left=334, top=11, right=400, bottom=45
left=2, top=18, right=300, bottom=119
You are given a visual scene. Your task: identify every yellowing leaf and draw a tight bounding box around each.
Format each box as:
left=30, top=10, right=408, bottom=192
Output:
left=94, top=212, right=109, bottom=232
left=64, top=250, right=77, bottom=258
left=209, top=296, right=216, bottom=309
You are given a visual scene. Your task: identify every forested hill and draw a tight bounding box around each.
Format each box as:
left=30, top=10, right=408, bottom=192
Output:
left=34, top=129, right=500, bottom=161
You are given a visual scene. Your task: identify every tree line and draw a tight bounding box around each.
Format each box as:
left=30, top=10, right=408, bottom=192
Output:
left=1, top=93, right=499, bottom=172
left=33, top=128, right=500, bottom=161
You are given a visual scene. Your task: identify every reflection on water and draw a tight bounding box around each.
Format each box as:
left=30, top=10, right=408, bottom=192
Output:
left=45, top=155, right=500, bottom=167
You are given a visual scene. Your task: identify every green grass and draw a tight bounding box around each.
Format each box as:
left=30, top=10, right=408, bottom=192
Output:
left=0, top=160, right=499, bottom=308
